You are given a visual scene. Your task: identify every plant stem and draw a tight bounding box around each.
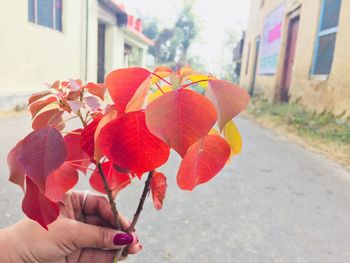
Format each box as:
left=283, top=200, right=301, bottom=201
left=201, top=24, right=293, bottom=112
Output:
left=128, top=170, right=154, bottom=232
left=97, top=163, right=121, bottom=230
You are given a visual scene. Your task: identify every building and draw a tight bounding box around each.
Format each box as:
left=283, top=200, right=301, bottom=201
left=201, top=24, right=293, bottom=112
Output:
left=240, top=0, right=350, bottom=120
left=0, top=0, right=153, bottom=110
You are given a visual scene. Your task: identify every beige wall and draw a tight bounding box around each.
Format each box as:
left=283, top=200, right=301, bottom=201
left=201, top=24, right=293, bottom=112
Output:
left=0, top=0, right=149, bottom=105
left=0, top=0, right=94, bottom=95
left=241, top=0, right=350, bottom=120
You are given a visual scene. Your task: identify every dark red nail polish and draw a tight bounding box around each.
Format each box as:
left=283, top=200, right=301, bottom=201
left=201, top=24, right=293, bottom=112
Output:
left=113, top=233, right=133, bottom=246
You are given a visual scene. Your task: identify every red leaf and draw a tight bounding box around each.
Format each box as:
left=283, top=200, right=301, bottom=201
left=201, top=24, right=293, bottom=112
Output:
left=146, top=89, right=217, bottom=157
left=98, top=111, right=170, bottom=175
left=45, top=163, right=79, bottom=202
left=29, top=96, right=58, bottom=119
left=81, top=117, right=102, bottom=159
left=7, top=140, right=25, bottom=190
left=28, top=91, right=53, bottom=105
left=151, top=171, right=167, bottom=210
left=89, top=162, right=131, bottom=196
left=177, top=135, right=230, bottom=191
left=64, top=129, right=90, bottom=173
left=105, top=67, right=151, bottom=114
left=17, top=127, right=68, bottom=191
left=22, top=176, right=60, bottom=230
left=207, top=80, right=250, bottom=130
left=85, top=82, right=106, bottom=100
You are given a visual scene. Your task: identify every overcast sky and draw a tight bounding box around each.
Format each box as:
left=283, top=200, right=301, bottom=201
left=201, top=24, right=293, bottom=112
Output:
left=119, top=0, right=251, bottom=74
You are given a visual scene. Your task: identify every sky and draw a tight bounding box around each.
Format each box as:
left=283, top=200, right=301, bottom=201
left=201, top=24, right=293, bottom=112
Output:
left=119, top=0, right=251, bottom=74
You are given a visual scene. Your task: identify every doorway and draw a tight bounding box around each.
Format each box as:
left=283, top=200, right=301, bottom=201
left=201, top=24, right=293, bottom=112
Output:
left=97, top=23, right=106, bottom=83
left=250, top=36, right=260, bottom=96
left=281, top=16, right=299, bottom=102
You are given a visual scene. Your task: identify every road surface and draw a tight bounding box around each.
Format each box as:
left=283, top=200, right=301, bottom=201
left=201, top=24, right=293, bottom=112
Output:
left=0, top=113, right=349, bottom=263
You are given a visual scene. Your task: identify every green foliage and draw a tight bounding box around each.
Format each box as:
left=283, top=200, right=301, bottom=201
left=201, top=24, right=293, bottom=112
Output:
left=248, top=98, right=350, bottom=145
left=151, top=1, right=198, bottom=66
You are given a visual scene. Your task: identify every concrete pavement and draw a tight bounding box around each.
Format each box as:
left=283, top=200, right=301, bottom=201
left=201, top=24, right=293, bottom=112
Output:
left=0, top=114, right=349, bottom=262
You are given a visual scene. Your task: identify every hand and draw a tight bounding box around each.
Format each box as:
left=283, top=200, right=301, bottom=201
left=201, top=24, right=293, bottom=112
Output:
left=0, top=191, right=142, bottom=263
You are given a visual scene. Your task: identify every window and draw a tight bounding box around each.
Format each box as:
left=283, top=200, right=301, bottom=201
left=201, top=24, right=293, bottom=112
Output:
left=28, top=0, right=62, bottom=31
left=312, top=0, right=342, bottom=75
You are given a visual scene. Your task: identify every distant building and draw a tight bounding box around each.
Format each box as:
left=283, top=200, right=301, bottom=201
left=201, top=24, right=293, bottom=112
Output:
left=0, top=0, right=153, bottom=110
left=240, top=0, right=350, bottom=120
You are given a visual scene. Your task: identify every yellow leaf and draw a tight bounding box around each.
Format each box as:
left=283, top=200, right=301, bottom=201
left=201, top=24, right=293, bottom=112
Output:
left=223, top=120, right=242, bottom=158
left=209, top=128, right=220, bottom=135
left=188, top=75, right=216, bottom=88
left=147, top=85, right=172, bottom=103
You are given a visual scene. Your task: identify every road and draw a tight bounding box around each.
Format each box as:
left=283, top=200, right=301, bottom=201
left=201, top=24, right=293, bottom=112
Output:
left=0, top=113, right=350, bottom=263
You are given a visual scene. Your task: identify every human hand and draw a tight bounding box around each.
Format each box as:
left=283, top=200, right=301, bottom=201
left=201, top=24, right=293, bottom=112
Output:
left=0, top=191, right=142, bottom=263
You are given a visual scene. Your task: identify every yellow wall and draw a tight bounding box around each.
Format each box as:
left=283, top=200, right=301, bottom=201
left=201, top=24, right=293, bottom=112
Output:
left=241, top=0, right=350, bottom=120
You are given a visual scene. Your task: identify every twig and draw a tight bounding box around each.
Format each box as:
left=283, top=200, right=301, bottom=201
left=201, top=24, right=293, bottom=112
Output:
left=128, top=170, right=154, bottom=232
left=118, top=170, right=154, bottom=260
left=97, top=163, right=121, bottom=230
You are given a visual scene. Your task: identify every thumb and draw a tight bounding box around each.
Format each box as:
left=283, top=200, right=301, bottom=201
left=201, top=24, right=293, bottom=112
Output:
left=68, top=221, right=134, bottom=250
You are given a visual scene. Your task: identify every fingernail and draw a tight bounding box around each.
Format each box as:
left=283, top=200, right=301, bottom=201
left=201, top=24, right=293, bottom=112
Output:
left=113, top=233, right=133, bottom=246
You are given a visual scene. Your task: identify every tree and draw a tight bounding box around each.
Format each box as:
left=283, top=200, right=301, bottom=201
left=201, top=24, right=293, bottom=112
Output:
left=151, top=0, right=198, bottom=67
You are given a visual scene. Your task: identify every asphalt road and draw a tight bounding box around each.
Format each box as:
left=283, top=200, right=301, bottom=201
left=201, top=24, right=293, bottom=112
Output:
left=0, top=114, right=350, bottom=263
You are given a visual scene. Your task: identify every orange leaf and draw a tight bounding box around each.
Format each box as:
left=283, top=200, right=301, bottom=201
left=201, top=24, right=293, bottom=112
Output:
left=177, top=135, right=230, bottom=191
left=28, top=91, right=53, bottom=105
left=93, top=108, right=118, bottom=162
left=85, top=82, right=106, bottom=100
left=125, top=77, right=151, bottom=112
left=146, top=89, right=217, bottom=157
left=29, top=96, right=58, bottom=119
left=207, top=80, right=250, bottom=130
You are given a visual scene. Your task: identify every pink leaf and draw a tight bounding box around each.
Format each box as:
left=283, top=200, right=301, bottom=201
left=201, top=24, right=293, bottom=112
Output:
left=69, top=79, right=81, bottom=91
left=22, top=176, right=60, bottom=230
left=207, top=80, right=250, bottom=130
left=17, top=127, right=68, bottom=191
left=177, top=135, right=230, bottom=191
left=84, top=96, right=101, bottom=111
left=67, top=100, right=85, bottom=114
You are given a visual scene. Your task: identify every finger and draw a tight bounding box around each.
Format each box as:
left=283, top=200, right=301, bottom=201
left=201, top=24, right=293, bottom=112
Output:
left=118, top=213, right=131, bottom=231
left=79, top=249, right=126, bottom=263
left=69, top=221, right=133, bottom=250
left=84, top=215, right=114, bottom=228
left=82, top=195, right=115, bottom=226
left=128, top=243, right=143, bottom=254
